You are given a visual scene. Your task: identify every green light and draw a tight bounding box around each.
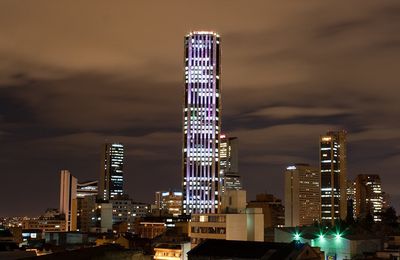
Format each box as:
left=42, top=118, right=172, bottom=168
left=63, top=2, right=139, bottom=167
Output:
left=319, top=234, right=325, bottom=240
left=294, top=233, right=301, bottom=240
left=335, top=233, right=341, bottom=240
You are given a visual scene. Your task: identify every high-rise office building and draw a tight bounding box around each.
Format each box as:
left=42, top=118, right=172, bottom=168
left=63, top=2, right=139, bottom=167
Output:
left=59, top=170, right=77, bottom=231
left=284, top=164, right=320, bottom=227
left=320, top=130, right=347, bottom=225
left=182, top=31, right=221, bottom=214
left=99, top=143, right=124, bottom=200
left=220, top=134, right=241, bottom=194
left=354, top=174, right=383, bottom=222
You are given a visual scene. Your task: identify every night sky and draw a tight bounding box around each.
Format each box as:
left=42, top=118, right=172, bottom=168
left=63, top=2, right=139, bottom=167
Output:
left=1, top=1, right=400, bottom=216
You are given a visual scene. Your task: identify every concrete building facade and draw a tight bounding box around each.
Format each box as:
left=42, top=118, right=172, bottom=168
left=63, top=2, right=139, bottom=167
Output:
left=59, top=170, right=77, bottom=231
left=284, top=164, right=320, bottom=227
left=247, top=193, right=284, bottom=228
left=155, top=191, right=183, bottom=216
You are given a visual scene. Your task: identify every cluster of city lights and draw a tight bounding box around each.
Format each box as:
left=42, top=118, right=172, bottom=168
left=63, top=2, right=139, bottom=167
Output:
left=292, top=230, right=343, bottom=241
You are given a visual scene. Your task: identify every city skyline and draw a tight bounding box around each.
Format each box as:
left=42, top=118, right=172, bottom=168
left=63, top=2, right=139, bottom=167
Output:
left=1, top=1, right=400, bottom=216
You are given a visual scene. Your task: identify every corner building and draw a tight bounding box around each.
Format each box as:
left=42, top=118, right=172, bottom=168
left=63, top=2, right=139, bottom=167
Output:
left=182, top=31, right=221, bottom=214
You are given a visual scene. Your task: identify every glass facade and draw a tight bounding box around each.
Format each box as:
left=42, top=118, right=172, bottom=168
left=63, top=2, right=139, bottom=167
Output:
left=320, top=131, right=347, bottom=225
left=182, top=31, right=221, bottom=214
left=219, top=135, right=241, bottom=194
left=100, top=143, right=124, bottom=200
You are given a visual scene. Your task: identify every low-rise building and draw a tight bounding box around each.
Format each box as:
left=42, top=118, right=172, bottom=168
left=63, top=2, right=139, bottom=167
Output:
left=22, top=218, right=66, bottom=232
left=45, top=231, right=89, bottom=247
left=154, top=242, right=191, bottom=260
left=77, top=195, right=96, bottom=232
left=189, top=190, right=264, bottom=247
left=91, top=202, right=113, bottom=233
left=136, top=221, right=166, bottom=239
left=187, top=239, right=322, bottom=260
left=22, top=209, right=67, bottom=232
left=154, top=191, right=183, bottom=217
left=21, top=229, right=43, bottom=242
left=247, top=193, right=285, bottom=228
left=189, top=208, right=264, bottom=247
left=274, top=227, right=382, bottom=260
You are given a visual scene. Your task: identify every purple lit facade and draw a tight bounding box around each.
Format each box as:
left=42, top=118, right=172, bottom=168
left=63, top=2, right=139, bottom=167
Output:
left=182, top=31, right=221, bottom=214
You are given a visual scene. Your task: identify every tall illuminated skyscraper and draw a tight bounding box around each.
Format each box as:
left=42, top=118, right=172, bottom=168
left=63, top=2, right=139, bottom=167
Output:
left=182, top=31, right=221, bottom=214
left=320, top=130, right=347, bottom=225
left=99, top=143, right=124, bottom=200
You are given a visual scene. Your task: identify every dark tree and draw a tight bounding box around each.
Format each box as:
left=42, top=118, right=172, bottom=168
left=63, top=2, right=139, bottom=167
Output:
left=382, top=207, right=398, bottom=228
left=345, top=210, right=355, bottom=226
left=364, top=212, right=374, bottom=228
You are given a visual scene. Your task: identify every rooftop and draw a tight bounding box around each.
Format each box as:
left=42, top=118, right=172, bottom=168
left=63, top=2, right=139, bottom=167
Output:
left=188, top=239, right=310, bottom=260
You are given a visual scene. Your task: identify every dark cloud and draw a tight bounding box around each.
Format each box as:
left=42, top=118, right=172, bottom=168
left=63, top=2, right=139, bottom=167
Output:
left=0, top=0, right=399, bottom=215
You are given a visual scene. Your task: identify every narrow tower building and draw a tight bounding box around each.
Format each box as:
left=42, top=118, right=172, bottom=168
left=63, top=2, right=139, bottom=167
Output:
left=182, top=31, right=221, bottom=214
left=320, top=130, right=347, bottom=225
left=99, top=143, right=124, bottom=200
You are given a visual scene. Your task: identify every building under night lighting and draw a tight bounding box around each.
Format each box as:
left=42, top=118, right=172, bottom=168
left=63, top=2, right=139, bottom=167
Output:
left=99, top=143, right=124, bottom=200
left=320, top=130, right=347, bottom=225
left=284, top=164, right=320, bottom=227
left=182, top=31, right=221, bottom=214
left=154, top=191, right=183, bottom=216
left=354, top=174, right=384, bottom=222
left=220, top=134, right=241, bottom=194
left=59, top=170, right=77, bottom=231
left=77, top=180, right=98, bottom=198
